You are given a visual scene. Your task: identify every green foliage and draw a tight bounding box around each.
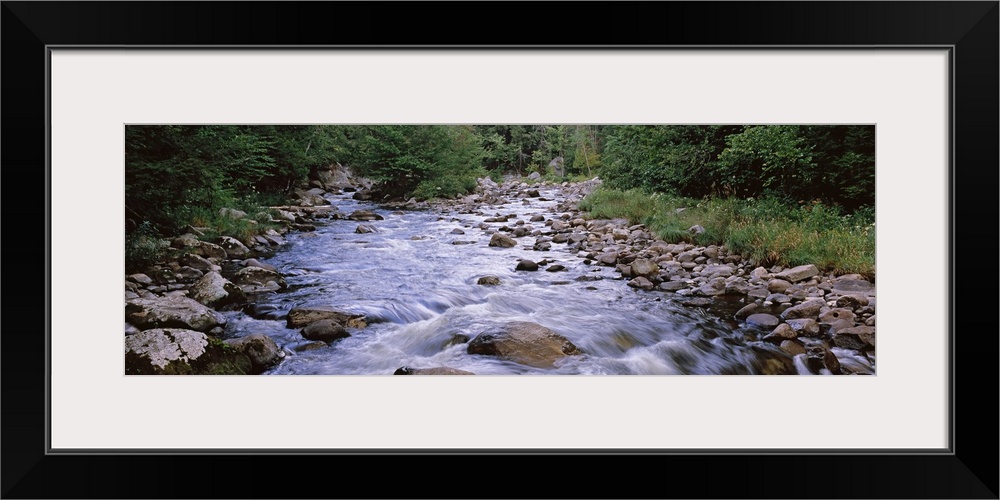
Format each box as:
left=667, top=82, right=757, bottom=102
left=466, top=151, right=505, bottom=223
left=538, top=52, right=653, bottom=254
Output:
left=715, top=125, right=816, bottom=199
left=580, top=188, right=875, bottom=277
left=125, top=221, right=167, bottom=274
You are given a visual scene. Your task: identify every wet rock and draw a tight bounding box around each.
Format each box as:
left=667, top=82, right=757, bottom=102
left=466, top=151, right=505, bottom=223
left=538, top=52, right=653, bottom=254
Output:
left=450, top=228, right=465, bottom=235
left=529, top=215, right=545, bottom=222
left=627, top=276, right=655, bottom=291
left=546, top=264, right=567, bottom=272
left=348, top=210, right=384, bottom=221
left=190, top=271, right=246, bottom=309
left=393, top=366, right=475, bottom=375
left=515, top=259, right=539, bottom=271
left=295, top=341, right=328, bottom=352
left=219, top=236, right=250, bottom=258
left=224, top=333, right=285, bottom=374
left=477, top=275, right=501, bottom=285
left=467, top=322, right=582, bottom=368
left=232, top=266, right=287, bottom=293
left=659, top=281, right=687, bottom=292
left=765, top=293, right=791, bottom=304
left=489, top=233, right=517, bottom=248
left=806, top=344, right=841, bottom=374
left=746, top=313, right=780, bottom=328
left=780, top=339, right=806, bottom=356
left=125, top=328, right=251, bottom=375
left=785, top=318, right=821, bottom=337
left=533, top=240, right=552, bottom=251
left=356, top=224, right=377, bottom=234
left=780, top=300, right=823, bottom=320
left=865, top=315, right=876, bottom=327
left=127, top=273, right=154, bottom=285
left=763, top=323, right=797, bottom=343
left=775, top=264, right=819, bottom=283
left=834, top=326, right=876, bottom=350
left=198, top=241, right=228, bottom=260
left=597, top=251, right=618, bottom=266
left=178, top=254, right=213, bottom=271
left=126, top=296, right=226, bottom=332
left=286, top=307, right=367, bottom=328
left=682, top=298, right=712, bottom=307
left=827, top=319, right=856, bottom=335
left=301, top=319, right=351, bottom=342
left=734, top=303, right=758, bottom=319
left=526, top=189, right=541, bottom=198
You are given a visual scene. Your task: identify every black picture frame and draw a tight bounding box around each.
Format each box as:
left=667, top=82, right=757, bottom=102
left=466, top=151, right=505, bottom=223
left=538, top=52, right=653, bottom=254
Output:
left=3, top=2, right=997, bottom=498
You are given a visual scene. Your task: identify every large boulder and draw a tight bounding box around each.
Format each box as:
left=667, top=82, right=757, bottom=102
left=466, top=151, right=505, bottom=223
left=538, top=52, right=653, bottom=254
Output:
left=833, top=326, right=876, bottom=350
left=746, top=313, right=781, bottom=328
left=189, top=271, right=246, bottom=308
left=467, top=322, right=582, bottom=368
left=126, top=296, right=226, bottom=332
left=287, top=307, right=367, bottom=328
left=224, top=333, right=285, bottom=374
left=630, top=258, right=659, bottom=278
left=775, top=264, right=819, bottom=283
left=232, top=266, right=287, bottom=293
left=219, top=236, right=250, bottom=258
left=780, top=300, right=823, bottom=320
left=125, top=328, right=251, bottom=375
left=489, top=233, right=517, bottom=248
left=219, top=207, right=248, bottom=219
left=301, top=319, right=351, bottom=342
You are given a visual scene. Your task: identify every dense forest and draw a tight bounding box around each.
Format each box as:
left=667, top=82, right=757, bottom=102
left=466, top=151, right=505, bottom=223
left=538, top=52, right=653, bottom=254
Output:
left=126, top=124, right=875, bottom=274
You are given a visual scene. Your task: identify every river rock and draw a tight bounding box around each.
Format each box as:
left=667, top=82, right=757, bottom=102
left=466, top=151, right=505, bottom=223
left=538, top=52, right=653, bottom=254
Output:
left=241, top=258, right=278, bottom=273
left=835, top=294, right=870, bottom=308
left=393, top=366, right=475, bottom=375
left=533, top=240, right=552, bottom=251
left=834, top=326, right=876, bottom=350
left=489, top=233, right=516, bottom=248
left=546, top=264, right=566, bottom=272
left=734, top=303, right=758, bottom=319
left=126, top=296, right=226, bottom=332
left=477, top=275, right=501, bottom=285
left=356, top=224, right=377, bottom=234
left=819, top=308, right=856, bottom=325
left=348, top=210, right=384, bottom=221
left=232, top=266, right=287, bottom=293
left=189, top=271, right=246, bottom=309
left=700, top=264, right=733, bottom=277
left=659, top=281, right=687, bottom=292
left=450, top=228, right=465, bottom=235
left=179, top=253, right=214, bottom=271
left=627, top=276, right=655, bottom=291
left=785, top=318, right=821, bottom=337
left=780, top=300, right=823, bottom=320
left=529, top=215, right=545, bottom=222
left=127, top=273, right=153, bottom=285
left=286, top=307, right=367, bottom=328
left=767, top=279, right=792, bottom=293
left=198, top=241, right=228, bottom=260
left=806, top=344, right=841, bottom=374
left=301, top=319, right=350, bottom=342
left=775, top=264, right=819, bottom=283
left=224, top=333, right=285, bottom=374
left=746, top=313, right=780, bottom=328
left=125, top=328, right=251, bottom=375
left=597, top=251, right=618, bottom=266
left=831, top=278, right=874, bottom=294
left=682, top=298, right=712, bottom=307
left=780, top=340, right=806, bottom=356
left=467, top=322, right=582, bottom=368
left=763, top=323, right=797, bottom=343
left=630, top=258, right=659, bottom=278
left=171, top=233, right=201, bottom=250
left=526, top=189, right=541, bottom=198
left=749, top=267, right=769, bottom=281
left=218, top=236, right=250, bottom=258
left=219, top=207, right=248, bottom=219
left=516, top=259, right=539, bottom=271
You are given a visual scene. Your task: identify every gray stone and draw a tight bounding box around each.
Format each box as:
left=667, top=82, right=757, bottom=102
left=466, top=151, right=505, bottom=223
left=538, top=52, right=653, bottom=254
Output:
left=356, top=224, right=377, bottom=234
left=780, top=301, right=823, bottom=320
left=734, top=303, right=758, bottom=319
left=836, top=294, right=870, bottom=308
left=218, top=236, right=250, bottom=258
left=785, top=318, right=821, bottom=337
left=489, top=233, right=517, bottom=248
left=348, top=210, right=384, bottom=221
left=630, top=258, right=659, bottom=278
left=746, top=313, right=781, bottom=328
left=127, top=273, right=153, bottom=285
left=515, top=259, right=539, bottom=271
left=659, top=281, right=687, bottom=292
left=765, top=293, right=792, bottom=304
left=767, top=279, right=792, bottom=293
left=224, top=333, right=285, bottom=374
left=546, top=264, right=566, bottom=272
left=450, top=228, right=465, bottom=235
left=125, top=328, right=209, bottom=372
left=467, top=322, right=581, bottom=368
left=597, top=251, right=619, bottom=266
left=179, top=253, right=214, bottom=271
left=627, top=276, right=655, bottom=291
left=477, top=275, right=501, bottom=285
left=688, top=225, right=705, bottom=235
left=831, top=278, right=874, bottom=294
left=190, top=271, right=246, bottom=309
left=834, top=326, right=876, bottom=350
left=219, top=207, right=248, bottom=219
left=763, top=323, right=797, bottom=343
left=700, top=264, right=733, bottom=277
left=241, top=258, right=278, bottom=273
left=749, top=267, right=770, bottom=281
left=232, top=266, right=287, bottom=293
left=776, top=264, right=819, bottom=282
left=126, top=296, right=226, bottom=332
left=198, top=241, right=228, bottom=260
left=819, top=308, right=856, bottom=325
left=301, top=319, right=351, bottom=342
left=286, top=307, right=367, bottom=328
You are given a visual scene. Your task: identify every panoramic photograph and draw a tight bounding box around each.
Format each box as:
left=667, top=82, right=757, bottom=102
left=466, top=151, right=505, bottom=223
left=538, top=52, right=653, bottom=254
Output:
left=124, top=125, right=876, bottom=375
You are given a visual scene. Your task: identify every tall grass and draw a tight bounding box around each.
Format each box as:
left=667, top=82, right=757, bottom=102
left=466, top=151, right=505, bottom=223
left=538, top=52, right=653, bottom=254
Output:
left=578, top=188, right=875, bottom=278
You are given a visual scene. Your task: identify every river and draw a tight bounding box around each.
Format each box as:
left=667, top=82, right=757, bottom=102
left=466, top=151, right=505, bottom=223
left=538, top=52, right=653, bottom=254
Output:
left=221, top=186, right=874, bottom=375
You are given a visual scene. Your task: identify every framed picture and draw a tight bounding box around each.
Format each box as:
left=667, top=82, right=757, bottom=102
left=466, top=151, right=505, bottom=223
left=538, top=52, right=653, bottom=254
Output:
left=4, top=2, right=996, bottom=498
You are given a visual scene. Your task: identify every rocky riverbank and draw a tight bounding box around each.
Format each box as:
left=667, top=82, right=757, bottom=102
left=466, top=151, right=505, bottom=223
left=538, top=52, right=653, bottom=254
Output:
left=125, top=170, right=875, bottom=375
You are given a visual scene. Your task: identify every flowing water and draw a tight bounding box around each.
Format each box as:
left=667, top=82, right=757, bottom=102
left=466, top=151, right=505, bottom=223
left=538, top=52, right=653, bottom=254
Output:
left=222, top=188, right=873, bottom=375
